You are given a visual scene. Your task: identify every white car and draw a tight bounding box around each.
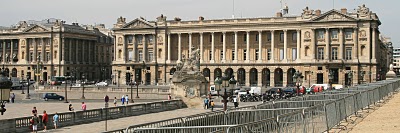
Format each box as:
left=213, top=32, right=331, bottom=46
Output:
left=95, top=82, right=108, bottom=86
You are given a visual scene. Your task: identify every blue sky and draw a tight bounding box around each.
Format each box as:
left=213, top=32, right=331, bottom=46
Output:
left=0, top=0, right=397, bottom=46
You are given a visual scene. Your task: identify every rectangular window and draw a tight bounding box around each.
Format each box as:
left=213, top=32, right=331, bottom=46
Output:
left=331, top=30, right=338, bottom=39
left=318, top=30, right=324, bottom=39
left=220, top=35, right=223, bottom=43
left=317, top=48, right=324, bottom=60
left=255, top=34, right=259, bottom=42
left=137, top=36, right=143, bottom=44
left=280, top=33, right=284, bottom=42
left=267, top=49, right=271, bottom=60
left=30, top=52, right=33, bottom=61
left=128, top=49, right=133, bottom=61
left=210, top=35, right=212, bottom=43
left=292, top=48, right=297, bottom=60
left=243, top=49, right=247, bottom=60
left=267, top=33, right=271, bottom=42
left=46, top=52, right=50, bottom=61
left=255, top=49, right=259, bottom=60
left=220, top=50, right=223, bottom=60
left=331, top=47, right=338, bottom=60
left=148, top=49, right=154, bottom=61
left=127, top=36, right=133, bottom=43
left=13, top=43, right=18, bottom=48
left=148, top=36, right=153, bottom=43
left=292, top=32, right=297, bottom=42
left=7, top=42, right=10, bottom=48
left=345, top=48, right=352, bottom=60
left=345, top=29, right=353, bottom=39
left=243, top=34, right=247, bottom=43
left=209, top=50, right=212, bottom=60
left=232, top=49, right=235, bottom=60
left=138, top=50, right=143, bottom=61
left=279, top=48, right=284, bottom=60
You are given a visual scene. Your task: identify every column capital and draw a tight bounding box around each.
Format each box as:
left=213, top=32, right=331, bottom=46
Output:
left=270, top=30, right=275, bottom=33
left=283, top=29, right=288, bottom=32
left=188, top=32, right=192, bottom=35
left=211, top=32, right=214, bottom=35
left=296, top=29, right=301, bottom=32
left=199, top=32, right=203, bottom=35
left=246, top=31, right=250, bottom=33
left=353, top=27, right=359, bottom=30
left=222, top=32, right=226, bottom=34
left=177, top=33, right=181, bottom=35
left=325, top=28, right=330, bottom=31
left=234, top=31, right=238, bottom=34
left=258, top=30, right=263, bottom=33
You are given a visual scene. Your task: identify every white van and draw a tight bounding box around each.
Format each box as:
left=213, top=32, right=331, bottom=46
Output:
left=249, top=87, right=261, bottom=95
left=209, top=85, right=218, bottom=96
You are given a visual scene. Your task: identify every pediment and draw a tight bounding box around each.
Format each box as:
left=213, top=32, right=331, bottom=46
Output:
left=122, top=18, right=155, bottom=29
left=23, top=25, right=49, bottom=32
left=311, top=10, right=358, bottom=22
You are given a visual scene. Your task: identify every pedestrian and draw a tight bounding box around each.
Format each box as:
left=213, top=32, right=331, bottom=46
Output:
left=42, top=110, right=48, bottom=132
left=210, top=100, right=215, bottom=111
left=203, top=97, right=209, bottom=109
left=53, top=112, right=59, bottom=129
left=125, top=95, right=129, bottom=105
left=11, top=93, right=15, bottom=103
left=121, top=95, right=125, bottom=105
left=113, top=97, right=117, bottom=107
left=32, top=107, right=37, bottom=115
left=168, top=94, right=172, bottom=100
left=68, top=104, right=74, bottom=111
left=233, top=96, right=238, bottom=108
left=81, top=102, right=86, bottom=111
left=31, top=114, right=40, bottom=133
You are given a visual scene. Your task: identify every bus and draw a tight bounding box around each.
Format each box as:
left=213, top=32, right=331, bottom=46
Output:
left=50, top=76, right=66, bottom=85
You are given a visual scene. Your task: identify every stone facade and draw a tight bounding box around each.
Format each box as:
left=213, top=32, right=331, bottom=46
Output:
left=0, top=19, right=113, bottom=81
left=112, top=5, right=390, bottom=87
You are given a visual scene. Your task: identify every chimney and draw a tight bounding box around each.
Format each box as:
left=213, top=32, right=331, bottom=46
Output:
left=276, top=12, right=283, bottom=17
left=341, top=8, right=347, bottom=14
left=198, top=16, right=204, bottom=21
left=315, top=10, right=321, bottom=16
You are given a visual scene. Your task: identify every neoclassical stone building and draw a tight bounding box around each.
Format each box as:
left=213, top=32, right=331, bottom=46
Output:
left=0, top=19, right=113, bottom=82
left=112, top=5, right=389, bottom=87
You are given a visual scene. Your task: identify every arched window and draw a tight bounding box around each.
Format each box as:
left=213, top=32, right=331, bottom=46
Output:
left=305, top=46, right=309, bottom=56
left=118, top=49, right=122, bottom=59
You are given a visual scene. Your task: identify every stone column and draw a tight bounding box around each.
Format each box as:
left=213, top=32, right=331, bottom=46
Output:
left=372, top=28, right=376, bottom=61
left=153, top=34, right=157, bottom=62
left=83, top=40, right=87, bottom=63
left=2, top=40, right=5, bottom=63
left=234, top=31, right=238, bottom=63
left=69, top=39, right=72, bottom=63
left=311, top=29, right=316, bottom=60
left=10, top=40, right=13, bottom=63
left=177, top=33, right=182, bottom=62
left=210, top=32, right=215, bottom=63
left=143, top=34, right=147, bottom=62
left=283, top=30, right=287, bottom=61
left=258, top=31, right=262, bottom=62
left=296, top=30, right=301, bottom=60
left=76, top=39, right=79, bottom=63
left=133, top=34, right=137, bottom=62
left=33, top=38, right=37, bottom=62
left=246, top=31, right=250, bottom=62
left=199, top=32, right=204, bottom=63
left=325, top=28, right=330, bottom=60
left=41, top=38, right=45, bottom=62
left=354, top=27, right=359, bottom=60
left=270, top=30, right=275, bottom=62
left=188, top=33, right=192, bottom=54
left=339, top=28, right=344, bottom=60
left=222, top=32, right=226, bottom=62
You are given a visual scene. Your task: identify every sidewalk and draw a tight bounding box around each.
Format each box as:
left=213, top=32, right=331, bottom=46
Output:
left=347, top=92, right=400, bottom=133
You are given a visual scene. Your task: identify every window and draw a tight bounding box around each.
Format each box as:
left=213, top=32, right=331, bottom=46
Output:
left=0, top=44, right=2, bottom=48
left=345, top=29, right=353, bottom=39
left=127, top=36, right=133, bottom=43
left=318, top=30, right=324, bottom=39
left=46, top=52, right=50, bottom=61
left=210, top=35, right=212, bottom=43
left=148, top=36, right=153, bottom=43
left=22, top=52, right=24, bottom=59
left=118, top=50, right=122, bottom=59
left=30, top=52, right=33, bottom=61
left=220, top=50, right=223, bottom=60
left=243, top=34, right=247, bottom=43
left=267, top=49, right=271, bottom=60
left=331, top=47, right=338, bottom=60
left=256, top=34, right=259, bottom=42
left=267, top=33, right=271, bottom=42
left=255, top=49, right=259, bottom=60
left=243, top=49, right=247, bottom=60
left=220, top=35, right=223, bottom=43
left=128, top=49, right=133, bottom=61
left=317, top=48, right=324, bottom=60
left=292, top=32, right=297, bottom=41
left=331, top=30, right=338, bottom=39
left=232, top=49, right=235, bottom=60
left=292, top=48, right=297, bottom=60
left=138, top=50, right=143, bottom=61
left=279, top=49, right=284, bottom=60
left=137, top=36, right=143, bottom=44
left=209, top=50, right=212, bottom=60
left=7, top=42, right=10, bottom=48
left=345, top=48, right=352, bottom=60
left=13, top=43, right=18, bottom=48
left=148, top=49, right=154, bottom=61
left=280, top=33, right=284, bottom=42
left=38, top=52, right=41, bottom=61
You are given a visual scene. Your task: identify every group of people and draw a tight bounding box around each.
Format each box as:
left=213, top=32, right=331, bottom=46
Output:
left=203, top=98, right=215, bottom=111
left=115, top=95, right=130, bottom=106
left=68, top=102, right=87, bottom=111
left=30, top=107, right=59, bottom=133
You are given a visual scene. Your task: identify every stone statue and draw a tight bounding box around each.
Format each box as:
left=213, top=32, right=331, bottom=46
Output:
left=390, top=64, right=394, bottom=71
left=357, top=4, right=370, bottom=17
left=5, top=53, right=9, bottom=62
left=12, top=53, right=17, bottom=59
left=117, top=16, right=126, bottom=24
left=301, top=7, right=314, bottom=19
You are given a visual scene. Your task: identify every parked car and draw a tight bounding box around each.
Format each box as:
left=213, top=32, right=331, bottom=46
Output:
left=95, top=81, right=108, bottom=86
left=43, top=93, right=64, bottom=101
left=283, top=87, right=297, bottom=97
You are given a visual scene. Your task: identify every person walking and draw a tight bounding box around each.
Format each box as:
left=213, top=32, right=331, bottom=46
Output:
left=125, top=95, right=129, bottom=105
left=121, top=95, right=125, bottom=105
left=68, top=104, right=74, bottom=111
left=233, top=96, right=238, bottom=108
left=113, top=97, right=117, bottom=107
left=203, top=98, right=209, bottom=109
left=42, top=110, right=48, bottom=132
left=81, top=102, right=87, bottom=111
left=11, top=93, right=15, bottom=103
left=168, top=94, right=172, bottom=100
left=32, top=107, right=38, bottom=115
left=53, top=112, right=59, bottom=129
left=210, top=100, right=215, bottom=111
left=31, top=114, right=40, bottom=133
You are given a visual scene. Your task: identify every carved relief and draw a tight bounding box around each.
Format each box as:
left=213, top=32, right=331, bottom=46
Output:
left=301, top=7, right=314, bottom=19
left=357, top=4, right=370, bottom=18
left=321, top=13, right=346, bottom=21
left=360, top=30, right=367, bottom=38
left=117, top=16, right=126, bottom=24
left=53, top=39, right=58, bottom=44
left=118, top=37, right=123, bottom=44
left=158, top=35, right=163, bottom=43
left=28, top=26, right=46, bottom=32
left=305, top=31, right=311, bottom=38
left=21, top=40, right=25, bottom=46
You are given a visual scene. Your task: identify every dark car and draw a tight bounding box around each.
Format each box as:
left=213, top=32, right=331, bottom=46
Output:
left=263, top=88, right=285, bottom=101
left=283, top=87, right=297, bottom=97
left=43, top=93, right=64, bottom=101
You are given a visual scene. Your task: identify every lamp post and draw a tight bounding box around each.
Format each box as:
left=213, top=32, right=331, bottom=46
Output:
left=308, top=71, right=313, bottom=88
left=135, top=72, right=140, bottom=98
left=25, top=74, right=31, bottom=99
left=34, top=56, right=43, bottom=90
left=21, top=73, right=25, bottom=94
left=101, top=67, right=106, bottom=81
left=0, top=65, right=12, bottom=115
left=81, top=74, right=86, bottom=99
left=64, top=74, right=69, bottom=103
left=368, top=71, right=372, bottom=83
left=214, top=72, right=236, bottom=111
left=293, top=70, right=304, bottom=96
left=328, top=70, right=334, bottom=90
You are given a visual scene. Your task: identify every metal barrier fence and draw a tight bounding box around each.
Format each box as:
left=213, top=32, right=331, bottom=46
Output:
left=102, top=79, right=400, bottom=133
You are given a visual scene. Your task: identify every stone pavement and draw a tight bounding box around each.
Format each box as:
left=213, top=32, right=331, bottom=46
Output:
left=346, top=92, right=400, bottom=133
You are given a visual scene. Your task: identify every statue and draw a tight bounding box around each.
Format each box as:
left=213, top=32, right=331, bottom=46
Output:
left=357, top=4, right=370, bottom=18
left=390, top=64, right=394, bottom=71
left=117, top=16, right=126, bottom=24
left=5, top=53, right=9, bottom=62
left=301, top=7, right=314, bottom=19
left=12, top=53, right=17, bottom=59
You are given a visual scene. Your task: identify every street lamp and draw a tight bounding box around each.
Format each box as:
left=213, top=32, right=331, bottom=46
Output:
left=214, top=72, right=236, bottom=111
left=21, top=73, right=25, bottom=94
left=81, top=74, right=86, bottom=99
left=293, top=70, right=304, bottom=96
left=135, top=72, right=140, bottom=98
left=328, top=70, right=334, bottom=90
left=25, top=74, right=31, bottom=99
left=368, top=71, right=372, bottom=83
left=0, top=65, right=12, bottom=115
left=101, top=67, right=106, bottom=81
left=34, top=56, right=43, bottom=90
left=64, top=74, right=69, bottom=103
